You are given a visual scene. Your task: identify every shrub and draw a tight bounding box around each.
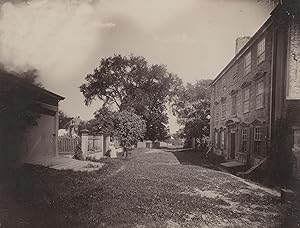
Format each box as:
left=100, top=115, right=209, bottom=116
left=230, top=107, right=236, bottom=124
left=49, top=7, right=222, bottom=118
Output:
left=73, top=145, right=84, bottom=161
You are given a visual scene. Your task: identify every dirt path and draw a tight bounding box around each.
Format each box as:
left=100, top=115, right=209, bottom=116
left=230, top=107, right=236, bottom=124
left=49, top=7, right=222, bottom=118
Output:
left=1, top=148, right=289, bottom=227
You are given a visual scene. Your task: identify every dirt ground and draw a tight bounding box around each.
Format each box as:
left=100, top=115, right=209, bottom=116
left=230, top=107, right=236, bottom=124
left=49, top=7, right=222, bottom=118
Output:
left=0, top=148, right=293, bottom=227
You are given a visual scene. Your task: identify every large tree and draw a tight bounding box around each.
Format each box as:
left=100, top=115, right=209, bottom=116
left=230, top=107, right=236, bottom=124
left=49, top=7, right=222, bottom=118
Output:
left=173, top=79, right=212, bottom=149
left=80, top=54, right=182, bottom=141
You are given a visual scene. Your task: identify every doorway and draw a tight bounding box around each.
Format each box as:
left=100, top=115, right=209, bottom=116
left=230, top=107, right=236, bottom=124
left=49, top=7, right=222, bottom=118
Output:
left=230, top=132, right=236, bottom=159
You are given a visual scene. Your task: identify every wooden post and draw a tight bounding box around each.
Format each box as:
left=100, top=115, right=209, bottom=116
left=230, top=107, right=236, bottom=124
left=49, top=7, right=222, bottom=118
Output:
left=81, top=129, right=89, bottom=159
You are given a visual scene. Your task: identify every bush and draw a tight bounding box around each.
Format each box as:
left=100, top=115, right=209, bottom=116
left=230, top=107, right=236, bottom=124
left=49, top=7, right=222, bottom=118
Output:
left=73, top=145, right=84, bottom=161
left=207, top=152, right=225, bottom=165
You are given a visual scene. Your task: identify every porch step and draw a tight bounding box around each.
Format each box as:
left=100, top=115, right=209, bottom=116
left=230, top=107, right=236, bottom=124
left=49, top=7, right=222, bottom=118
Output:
left=220, top=160, right=247, bottom=174
left=237, top=157, right=267, bottom=177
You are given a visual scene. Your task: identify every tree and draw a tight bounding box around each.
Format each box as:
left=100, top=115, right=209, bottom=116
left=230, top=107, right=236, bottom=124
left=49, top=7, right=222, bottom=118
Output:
left=113, top=110, right=146, bottom=155
left=85, top=108, right=146, bottom=154
left=85, top=107, right=115, bottom=135
left=58, top=110, right=72, bottom=129
left=173, top=79, right=212, bottom=149
left=80, top=54, right=182, bottom=141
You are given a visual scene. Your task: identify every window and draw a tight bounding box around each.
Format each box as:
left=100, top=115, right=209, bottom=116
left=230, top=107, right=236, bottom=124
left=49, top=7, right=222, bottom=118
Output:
left=222, top=102, right=226, bottom=119
left=232, top=65, right=238, bottom=82
left=232, top=94, right=237, bottom=115
left=244, top=51, right=251, bottom=75
left=254, top=127, right=263, bottom=155
left=215, top=105, right=219, bottom=124
left=216, top=82, right=221, bottom=98
left=243, top=88, right=250, bottom=113
left=221, top=130, right=225, bottom=149
left=214, top=131, right=218, bottom=147
left=255, top=80, right=264, bottom=109
left=257, top=38, right=265, bottom=64
left=242, top=128, right=248, bottom=153
left=223, top=78, right=226, bottom=92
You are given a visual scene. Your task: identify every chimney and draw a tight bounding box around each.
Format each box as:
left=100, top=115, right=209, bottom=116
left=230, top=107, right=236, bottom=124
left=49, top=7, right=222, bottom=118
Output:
left=235, top=36, right=251, bottom=54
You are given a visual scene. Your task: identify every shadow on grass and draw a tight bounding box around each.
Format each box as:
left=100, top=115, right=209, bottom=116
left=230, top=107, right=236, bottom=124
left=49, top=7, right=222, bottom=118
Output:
left=165, top=148, right=222, bottom=171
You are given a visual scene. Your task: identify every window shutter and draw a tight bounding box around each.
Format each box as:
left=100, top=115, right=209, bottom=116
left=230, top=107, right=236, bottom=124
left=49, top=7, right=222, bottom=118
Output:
left=249, top=127, right=253, bottom=156
left=239, top=128, right=243, bottom=152
left=218, top=131, right=221, bottom=148
left=261, top=126, right=267, bottom=156
left=224, top=130, right=227, bottom=149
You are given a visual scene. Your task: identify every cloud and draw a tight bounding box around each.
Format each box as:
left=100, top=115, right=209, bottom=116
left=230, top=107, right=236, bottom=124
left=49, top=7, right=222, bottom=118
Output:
left=0, top=0, right=114, bottom=85
left=154, top=33, right=197, bottom=44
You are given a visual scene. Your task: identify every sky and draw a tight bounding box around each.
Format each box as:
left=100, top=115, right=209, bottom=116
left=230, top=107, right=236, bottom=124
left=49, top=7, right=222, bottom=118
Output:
left=0, top=0, right=275, bottom=133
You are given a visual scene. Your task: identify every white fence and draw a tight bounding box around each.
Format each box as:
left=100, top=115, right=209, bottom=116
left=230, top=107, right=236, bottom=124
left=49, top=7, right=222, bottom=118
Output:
left=58, top=136, right=80, bottom=155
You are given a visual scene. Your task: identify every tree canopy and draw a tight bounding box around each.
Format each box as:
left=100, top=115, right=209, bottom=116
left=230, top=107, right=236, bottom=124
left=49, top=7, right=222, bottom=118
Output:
left=85, top=109, right=146, bottom=150
left=80, top=54, right=182, bottom=141
left=173, top=79, right=212, bottom=149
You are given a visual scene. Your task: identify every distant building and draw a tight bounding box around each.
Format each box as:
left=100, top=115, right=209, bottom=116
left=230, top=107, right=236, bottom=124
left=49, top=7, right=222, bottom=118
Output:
left=209, top=2, right=300, bottom=174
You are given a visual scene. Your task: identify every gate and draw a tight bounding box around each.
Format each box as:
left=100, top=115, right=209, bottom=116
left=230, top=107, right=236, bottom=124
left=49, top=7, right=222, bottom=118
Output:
left=58, top=136, right=80, bottom=156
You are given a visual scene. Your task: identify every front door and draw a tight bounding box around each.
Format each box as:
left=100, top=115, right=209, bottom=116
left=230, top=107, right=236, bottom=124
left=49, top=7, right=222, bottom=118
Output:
left=230, top=133, right=236, bottom=159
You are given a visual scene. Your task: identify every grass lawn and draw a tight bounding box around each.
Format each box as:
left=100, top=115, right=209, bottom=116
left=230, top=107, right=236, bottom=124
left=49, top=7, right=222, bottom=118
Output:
left=0, top=148, right=293, bottom=227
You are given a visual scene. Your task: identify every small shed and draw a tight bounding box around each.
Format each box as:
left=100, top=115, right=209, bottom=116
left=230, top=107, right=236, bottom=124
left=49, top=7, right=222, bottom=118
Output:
left=0, top=71, right=64, bottom=167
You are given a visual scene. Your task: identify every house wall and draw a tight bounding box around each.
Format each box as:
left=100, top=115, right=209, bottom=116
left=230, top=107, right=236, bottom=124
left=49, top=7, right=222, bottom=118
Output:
left=210, top=20, right=274, bottom=166
left=21, top=113, right=58, bottom=162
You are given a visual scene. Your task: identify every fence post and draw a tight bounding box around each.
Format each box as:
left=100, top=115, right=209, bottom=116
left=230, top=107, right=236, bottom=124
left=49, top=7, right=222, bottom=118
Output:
left=81, top=129, right=89, bottom=159
left=99, top=135, right=104, bottom=156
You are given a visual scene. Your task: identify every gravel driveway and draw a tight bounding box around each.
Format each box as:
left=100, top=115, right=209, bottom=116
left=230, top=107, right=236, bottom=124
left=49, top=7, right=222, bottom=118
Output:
left=1, top=148, right=288, bottom=227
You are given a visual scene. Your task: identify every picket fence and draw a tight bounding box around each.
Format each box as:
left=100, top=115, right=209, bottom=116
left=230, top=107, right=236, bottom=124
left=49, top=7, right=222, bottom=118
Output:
left=58, top=136, right=80, bottom=155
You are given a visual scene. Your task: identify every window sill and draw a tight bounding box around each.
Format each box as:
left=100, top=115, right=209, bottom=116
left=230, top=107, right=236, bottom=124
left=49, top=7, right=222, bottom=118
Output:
left=255, top=106, right=264, bottom=111
left=244, top=71, right=251, bottom=77
left=257, top=59, right=265, bottom=66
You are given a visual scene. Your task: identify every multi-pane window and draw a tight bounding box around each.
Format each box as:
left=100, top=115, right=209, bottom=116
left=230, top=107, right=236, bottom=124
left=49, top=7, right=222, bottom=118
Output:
left=242, top=128, right=248, bottom=153
left=221, top=130, right=225, bottom=149
left=256, top=80, right=264, bottom=109
left=216, top=82, right=221, bottom=98
left=254, top=127, right=263, bottom=155
left=232, top=64, right=238, bottom=82
left=244, top=51, right=252, bottom=75
left=214, top=131, right=218, bottom=147
left=232, top=94, right=237, bottom=115
left=215, top=105, right=219, bottom=123
left=257, top=37, right=265, bottom=64
left=222, top=102, right=226, bottom=119
left=223, top=78, right=226, bottom=92
left=243, top=88, right=250, bottom=113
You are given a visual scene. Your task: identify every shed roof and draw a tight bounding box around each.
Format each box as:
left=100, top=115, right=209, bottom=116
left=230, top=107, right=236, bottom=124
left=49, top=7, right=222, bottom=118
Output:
left=0, top=69, right=65, bottom=101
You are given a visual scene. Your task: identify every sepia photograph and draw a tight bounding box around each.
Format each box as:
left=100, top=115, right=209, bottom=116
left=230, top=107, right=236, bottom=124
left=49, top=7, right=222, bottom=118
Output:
left=0, top=0, right=299, bottom=227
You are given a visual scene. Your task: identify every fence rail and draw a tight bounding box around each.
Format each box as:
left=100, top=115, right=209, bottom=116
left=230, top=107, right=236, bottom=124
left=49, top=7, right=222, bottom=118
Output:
left=58, top=136, right=80, bottom=155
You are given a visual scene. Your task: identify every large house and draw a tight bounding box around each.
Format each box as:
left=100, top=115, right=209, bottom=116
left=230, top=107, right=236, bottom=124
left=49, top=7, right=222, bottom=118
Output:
left=209, top=2, right=300, bottom=174
left=0, top=70, right=64, bottom=167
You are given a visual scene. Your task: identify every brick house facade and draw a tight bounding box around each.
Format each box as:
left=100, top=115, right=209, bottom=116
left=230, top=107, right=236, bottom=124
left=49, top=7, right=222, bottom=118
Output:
left=209, top=2, right=300, bottom=171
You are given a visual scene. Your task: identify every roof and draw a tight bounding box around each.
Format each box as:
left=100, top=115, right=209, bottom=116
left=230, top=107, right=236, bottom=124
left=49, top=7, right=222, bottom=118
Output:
left=210, top=5, right=278, bottom=87
left=0, top=69, right=65, bottom=101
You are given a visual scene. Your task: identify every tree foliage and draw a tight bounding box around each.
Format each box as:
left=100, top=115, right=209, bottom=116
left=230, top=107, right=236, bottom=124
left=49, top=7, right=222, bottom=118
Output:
left=58, top=110, right=72, bottom=129
left=173, top=79, right=212, bottom=149
left=0, top=69, right=42, bottom=131
left=113, top=110, right=146, bottom=151
left=80, top=54, right=182, bottom=141
left=86, top=108, right=146, bottom=150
